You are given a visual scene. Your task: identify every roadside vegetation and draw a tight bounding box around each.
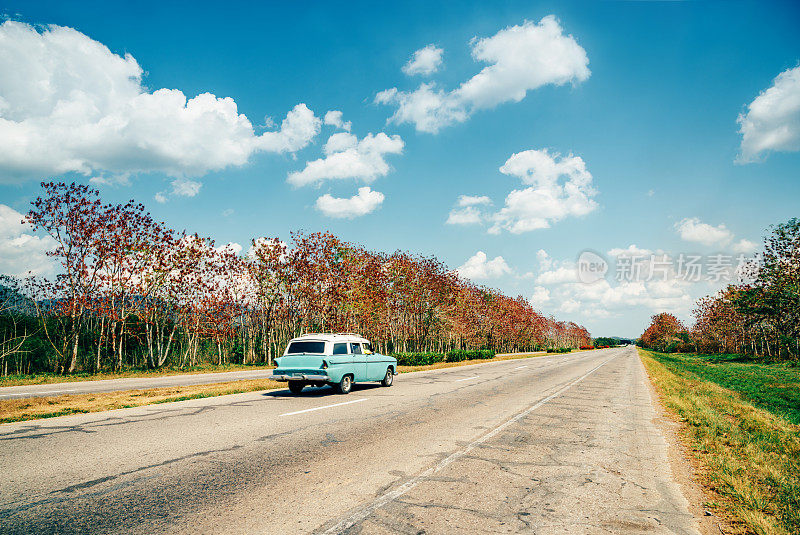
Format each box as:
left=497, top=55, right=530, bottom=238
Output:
left=639, top=219, right=799, bottom=361
left=0, top=181, right=590, bottom=380
left=640, top=348, right=799, bottom=535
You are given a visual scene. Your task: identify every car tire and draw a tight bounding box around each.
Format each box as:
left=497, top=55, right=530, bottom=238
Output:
left=381, top=368, right=393, bottom=387
left=334, top=375, right=353, bottom=394
left=288, top=381, right=305, bottom=394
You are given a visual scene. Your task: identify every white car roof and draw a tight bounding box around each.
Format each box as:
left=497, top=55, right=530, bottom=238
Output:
left=289, top=333, right=370, bottom=344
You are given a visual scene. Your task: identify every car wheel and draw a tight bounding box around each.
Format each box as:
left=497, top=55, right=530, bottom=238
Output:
left=381, top=368, right=393, bottom=387
left=334, top=375, right=353, bottom=394
left=288, top=382, right=305, bottom=394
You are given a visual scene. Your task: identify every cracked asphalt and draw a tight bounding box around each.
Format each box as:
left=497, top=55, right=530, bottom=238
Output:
left=0, top=347, right=699, bottom=534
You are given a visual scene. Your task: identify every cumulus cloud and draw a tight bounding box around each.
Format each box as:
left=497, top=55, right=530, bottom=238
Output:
left=446, top=195, right=492, bottom=225
left=315, top=187, right=385, bottom=218
left=737, top=65, right=800, bottom=163
left=732, top=238, right=758, bottom=254
left=536, top=265, right=578, bottom=285
left=402, top=44, right=444, bottom=76
left=489, top=149, right=598, bottom=233
left=456, top=251, right=512, bottom=280
left=377, top=16, right=590, bottom=133
left=0, top=204, right=57, bottom=277
left=675, top=218, right=734, bottom=247
left=531, top=286, right=550, bottom=305
left=324, top=110, right=351, bottom=131
left=288, top=132, right=403, bottom=187
left=607, top=244, right=653, bottom=257
left=0, top=21, right=321, bottom=184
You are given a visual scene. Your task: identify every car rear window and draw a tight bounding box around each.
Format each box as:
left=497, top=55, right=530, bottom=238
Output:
left=286, top=341, right=326, bottom=354
left=332, top=343, right=348, bottom=355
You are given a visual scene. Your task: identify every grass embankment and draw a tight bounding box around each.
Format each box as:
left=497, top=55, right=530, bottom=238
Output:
left=0, top=350, right=563, bottom=424
left=639, top=349, right=800, bottom=535
left=0, top=362, right=276, bottom=388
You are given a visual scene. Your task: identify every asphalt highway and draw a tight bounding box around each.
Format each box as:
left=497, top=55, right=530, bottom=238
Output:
left=0, top=347, right=700, bottom=534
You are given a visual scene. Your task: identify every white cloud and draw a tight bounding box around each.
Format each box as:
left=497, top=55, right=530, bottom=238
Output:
left=536, top=249, right=553, bottom=271
left=536, top=265, right=578, bottom=285
left=533, top=249, right=700, bottom=319
left=402, top=44, right=444, bottom=76
left=288, top=132, right=403, bottom=187
left=489, top=149, right=598, bottom=233
left=456, top=251, right=512, bottom=280
left=375, top=83, right=468, bottom=134
left=531, top=286, right=550, bottom=305
left=732, top=238, right=758, bottom=254
left=0, top=21, right=321, bottom=184
left=216, top=242, right=243, bottom=256
left=608, top=244, right=652, bottom=257
left=446, top=195, right=492, bottom=225
left=456, top=195, right=491, bottom=207
left=737, top=65, right=800, bottom=163
left=315, top=187, right=385, bottom=218
left=675, top=218, right=734, bottom=247
left=0, top=204, right=57, bottom=277
left=377, top=16, right=590, bottom=133
left=446, top=207, right=483, bottom=225
left=171, top=177, right=202, bottom=197
left=154, top=177, right=202, bottom=203
left=324, top=110, right=351, bottom=131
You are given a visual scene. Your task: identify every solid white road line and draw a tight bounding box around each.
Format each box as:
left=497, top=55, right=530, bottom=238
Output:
left=454, top=376, right=479, bottom=382
left=320, top=354, right=617, bottom=535
left=279, top=398, right=367, bottom=417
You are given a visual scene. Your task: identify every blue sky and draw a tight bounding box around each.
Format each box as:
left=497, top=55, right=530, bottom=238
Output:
left=1, top=0, right=799, bottom=337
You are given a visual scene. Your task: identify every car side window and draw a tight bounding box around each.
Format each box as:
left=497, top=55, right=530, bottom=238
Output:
left=363, top=343, right=373, bottom=353
left=333, top=343, right=347, bottom=355
left=350, top=343, right=363, bottom=355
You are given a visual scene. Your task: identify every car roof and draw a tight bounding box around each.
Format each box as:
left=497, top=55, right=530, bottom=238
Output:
left=289, top=333, right=370, bottom=343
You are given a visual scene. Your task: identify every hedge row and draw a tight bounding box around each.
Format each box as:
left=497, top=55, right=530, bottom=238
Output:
left=392, top=349, right=496, bottom=366
left=546, top=348, right=572, bottom=353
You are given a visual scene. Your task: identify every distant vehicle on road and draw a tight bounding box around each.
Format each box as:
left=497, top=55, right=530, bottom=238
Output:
left=271, top=333, right=397, bottom=394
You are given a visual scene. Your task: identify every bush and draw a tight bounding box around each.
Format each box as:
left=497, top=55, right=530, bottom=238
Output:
left=445, top=349, right=495, bottom=362
left=546, top=347, right=572, bottom=353
left=580, top=345, right=595, bottom=350
left=392, top=352, right=446, bottom=366
left=392, top=349, right=496, bottom=366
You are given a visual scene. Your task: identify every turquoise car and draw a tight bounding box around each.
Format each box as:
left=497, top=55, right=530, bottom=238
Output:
left=271, top=333, right=397, bottom=394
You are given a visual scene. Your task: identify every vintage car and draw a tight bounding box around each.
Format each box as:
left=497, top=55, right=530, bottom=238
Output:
left=271, top=333, right=397, bottom=394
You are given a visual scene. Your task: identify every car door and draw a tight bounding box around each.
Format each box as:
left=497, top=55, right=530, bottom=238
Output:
left=364, top=342, right=386, bottom=380
left=350, top=342, right=368, bottom=381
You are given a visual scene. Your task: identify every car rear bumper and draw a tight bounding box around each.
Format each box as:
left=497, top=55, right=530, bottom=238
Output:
left=271, top=373, right=329, bottom=382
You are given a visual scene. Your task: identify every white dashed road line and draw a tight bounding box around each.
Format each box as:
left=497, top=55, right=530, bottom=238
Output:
left=279, top=398, right=367, bottom=417
left=514, top=365, right=528, bottom=370
left=454, top=376, right=479, bottom=382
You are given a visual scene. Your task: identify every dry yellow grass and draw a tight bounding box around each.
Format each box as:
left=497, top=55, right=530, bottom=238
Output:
left=0, top=363, right=276, bottom=387
left=639, top=348, right=800, bottom=535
